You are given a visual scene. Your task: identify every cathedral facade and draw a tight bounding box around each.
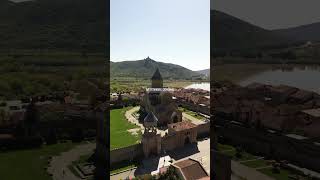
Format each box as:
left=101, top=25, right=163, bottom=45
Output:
left=140, top=68, right=182, bottom=126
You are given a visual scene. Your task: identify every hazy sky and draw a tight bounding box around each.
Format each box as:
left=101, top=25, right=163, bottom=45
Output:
left=212, top=0, right=320, bottom=30
left=111, top=0, right=210, bottom=71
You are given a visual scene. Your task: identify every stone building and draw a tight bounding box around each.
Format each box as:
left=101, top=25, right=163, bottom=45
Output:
left=141, top=68, right=182, bottom=126
left=214, top=82, right=320, bottom=137
left=167, top=121, right=197, bottom=146
left=151, top=68, right=163, bottom=88
left=172, top=158, right=210, bottom=180
left=142, top=112, right=161, bottom=157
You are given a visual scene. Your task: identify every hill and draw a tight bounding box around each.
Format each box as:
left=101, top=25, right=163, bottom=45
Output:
left=110, top=57, right=203, bottom=80
left=196, top=69, right=210, bottom=77
left=274, top=22, right=320, bottom=43
left=0, top=0, right=107, bottom=52
left=211, top=10, right=292, bottom=54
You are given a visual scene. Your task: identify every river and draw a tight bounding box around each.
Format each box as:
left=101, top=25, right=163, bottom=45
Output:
left=236, top=64, right=320, bottom=93
left=185, top=82, right=210, bottom=91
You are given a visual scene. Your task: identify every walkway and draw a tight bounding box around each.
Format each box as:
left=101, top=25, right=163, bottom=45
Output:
left=47, top=142, right=96, bottom=180
left=125, top=106, right=169, bottom=136
left=231, top=160, right=274, bottom=180
left=125, top=106, right=143, bottom=129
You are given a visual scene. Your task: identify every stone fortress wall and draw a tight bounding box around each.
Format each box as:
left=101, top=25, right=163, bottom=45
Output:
left=218, top=124, right=320, bottom=172
left=110, top=121, right=210, bottom=165
left=110, top=143, right=144, bottom=165
left=161, top=134, right=179, bottom=152
left=196, top=122, right=210, bottom=138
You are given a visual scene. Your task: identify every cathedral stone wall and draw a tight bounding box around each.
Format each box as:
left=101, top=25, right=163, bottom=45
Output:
left=161, top=134, right=178, bottom=151
left=196, top=122, right=210, bottom=138
left=110, top=144, right=143, bottom=165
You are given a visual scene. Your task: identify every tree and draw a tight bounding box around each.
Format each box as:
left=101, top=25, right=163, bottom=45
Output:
left=45, top=128, right=58, bottom=145
left=235, top=146, right=243, bottom=159
left=24, top=100, right=39, bottom=136
left=158, top=166, right=181, bottom=180
left=71, top=128, right=84, bottom=142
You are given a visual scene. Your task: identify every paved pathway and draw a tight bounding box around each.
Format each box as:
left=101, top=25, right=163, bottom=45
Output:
left=255, top=165, right=273, bottom=170
left=47, top=142, right=96, bottom=180
left=110, top=168, right=136, bottom=180
left=125, top=106, right=169, bottom=136
left=239, top=157, right=264, bottom=163
left=231, top=160, right=274, bottom=180
left=125, top=106, right=143, bottom=129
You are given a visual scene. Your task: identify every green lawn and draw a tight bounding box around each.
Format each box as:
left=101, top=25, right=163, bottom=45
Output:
left=178, top=107, right=204, bottom=120
left=218, top=144, right=257, bottom=161
left=259, top=168, right=295, bottom=180
left=0, top=142, right=77, bottom=180
left=217, top=143, right=235, bottom=151
left=110, top=107, right=141, bottom=150
left=242, top=159, right=269, bottom=168
left=110, top=78, right=197, bottom=93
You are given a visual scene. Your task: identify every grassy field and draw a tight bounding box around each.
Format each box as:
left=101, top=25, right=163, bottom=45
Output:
left=110, top=78, right=204, bottom=93
left=242, top=159, right=269, bottom=168
left=0, top=54, right=106, bottom=100
left=110, top=107, right=141, bottom=150
left=217, top=143, right=257, bottom=161
left=0, top=142, right=78, bottom=180
left=179, top=107, right=205, bottom=120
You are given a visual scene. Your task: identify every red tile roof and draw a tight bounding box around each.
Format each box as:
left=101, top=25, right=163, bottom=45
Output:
left=173, top=159, right=209, bottom=180
left=168, top=121, right=197, bottom=131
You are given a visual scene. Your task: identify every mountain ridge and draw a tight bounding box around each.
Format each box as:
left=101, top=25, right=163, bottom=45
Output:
left=110, top=57, right=204, bottom=80
left=211, top=10, right=291, bottom=53
left=273, top=22, right=320, bottom=42
left=0, top=0, right=107, bottom=51
left=211, top=9, right=320, bottom=54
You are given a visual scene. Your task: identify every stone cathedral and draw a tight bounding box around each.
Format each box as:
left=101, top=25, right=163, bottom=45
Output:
left=140, top=68, right=182, bottom=126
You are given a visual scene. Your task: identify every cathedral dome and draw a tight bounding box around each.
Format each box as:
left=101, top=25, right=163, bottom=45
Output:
left=144, top=112, right=158, bottom=127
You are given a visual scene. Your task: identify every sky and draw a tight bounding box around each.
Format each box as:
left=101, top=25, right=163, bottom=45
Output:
left=212, top=0, right=320, bottom=30
left=111, top=0, right=210, bottom=71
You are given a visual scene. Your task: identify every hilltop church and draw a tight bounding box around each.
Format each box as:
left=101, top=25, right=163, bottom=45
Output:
left=140, top=68, right=182, bottom=126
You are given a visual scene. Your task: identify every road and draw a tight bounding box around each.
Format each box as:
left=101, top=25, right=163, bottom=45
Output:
left=47, top=142, right=96, bottom=180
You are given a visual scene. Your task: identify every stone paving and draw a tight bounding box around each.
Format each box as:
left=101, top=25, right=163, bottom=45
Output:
left=231, top=161, right=274, bottom=180
left=47, top=142, right=96, bottom=180
left=110, top=138, right=210, bottom=180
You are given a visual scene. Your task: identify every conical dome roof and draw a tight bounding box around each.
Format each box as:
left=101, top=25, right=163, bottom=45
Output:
left=144, top=112, right=158, bottom=127
left=151, top=68, right=162, bottom=80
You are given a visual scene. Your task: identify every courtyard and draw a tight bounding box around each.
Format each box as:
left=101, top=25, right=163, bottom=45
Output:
left=0, top=141, right=79, bottom=180
left=110, top=138, right=210, bottom=180
left=217, top=143, right=313, bottom=180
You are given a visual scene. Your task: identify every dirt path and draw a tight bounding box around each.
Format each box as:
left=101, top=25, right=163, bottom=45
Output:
left=47, top=142, right=96, bottom=180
